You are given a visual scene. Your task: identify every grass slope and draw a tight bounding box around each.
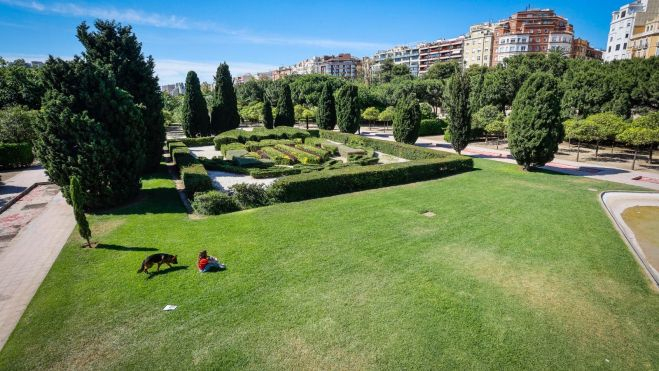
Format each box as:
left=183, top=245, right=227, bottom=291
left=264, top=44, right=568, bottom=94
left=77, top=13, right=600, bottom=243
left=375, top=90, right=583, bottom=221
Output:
left=1, top=160, right=657, bottom=370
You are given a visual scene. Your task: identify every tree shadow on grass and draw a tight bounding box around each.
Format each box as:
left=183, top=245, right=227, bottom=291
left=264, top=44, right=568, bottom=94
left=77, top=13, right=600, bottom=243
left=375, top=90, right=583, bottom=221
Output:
left=96, top=244, right=158, bottom=252
left=146, top=265, right=189, bottom=279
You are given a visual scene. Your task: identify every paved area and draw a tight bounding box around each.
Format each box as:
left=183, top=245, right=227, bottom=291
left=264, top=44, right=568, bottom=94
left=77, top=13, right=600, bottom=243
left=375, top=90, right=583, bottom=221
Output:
left=360, top=130, right=659, bottom=191
left=0, top=191, right=75, bottom=349
left=207, top=170, right=277, bottom=192
left=189, top=145, right=222, bottom=159
left=0, top=166, right=49, bottom=210
left=600, top=192, right=659, bottom=288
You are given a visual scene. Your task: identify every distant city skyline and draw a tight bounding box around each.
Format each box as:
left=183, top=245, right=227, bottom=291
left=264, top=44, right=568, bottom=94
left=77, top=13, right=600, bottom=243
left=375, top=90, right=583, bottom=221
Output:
left=0, top=0, right=629, bottom=84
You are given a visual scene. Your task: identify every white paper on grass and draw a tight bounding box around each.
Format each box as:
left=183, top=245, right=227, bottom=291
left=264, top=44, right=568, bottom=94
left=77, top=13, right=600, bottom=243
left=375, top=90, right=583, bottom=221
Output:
left=163, top=305, right=177, bottom=311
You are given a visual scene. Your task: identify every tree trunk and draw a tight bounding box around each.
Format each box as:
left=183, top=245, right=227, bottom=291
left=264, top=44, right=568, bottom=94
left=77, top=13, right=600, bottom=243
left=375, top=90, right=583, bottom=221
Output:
left=649, top=144, right=654, bottom=164
left=595, top=141, right=599, bottom=159
left=611, top=141, right=615, bottom=154
left=496, top=137, right=500, bottom=150
left=632, top=146, right=638, bottom=170
left=576, top=141, right=581, bottom=162
left=305, top=117, right=309, bottom=130
left=568, top=138, right=571, bottom=149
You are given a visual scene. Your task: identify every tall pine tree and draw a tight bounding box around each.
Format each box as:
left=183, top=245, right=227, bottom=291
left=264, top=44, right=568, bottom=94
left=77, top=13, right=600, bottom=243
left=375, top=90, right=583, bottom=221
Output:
left=262, top=99, right=274, bottom=129
left=182, top=71, right=211, bottom=137
left=77, top=20, right=164, bottom=172
left=508, top=72, right=564, bottom=170
left=316, top=82, right=336, bottom=130
left=274, top=83, right=295, bottom=127
left=445, top=69, right=471, bottom=154
left=393, top=95, right=421, bottom=144
left=336, top=85, right=360, bottom=133
left=70, top=175, right=92, bottom=247
left=210, top=63, right=240, bottom=134
left=36, top=57, right=145, bottom=209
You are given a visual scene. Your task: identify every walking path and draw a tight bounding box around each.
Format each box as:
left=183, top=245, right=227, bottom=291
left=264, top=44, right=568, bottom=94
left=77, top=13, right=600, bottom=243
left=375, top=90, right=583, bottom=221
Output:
left=360, top=130, right=659, bottom=191
left=0, top=166, right=49, bottom=211
left=0, top=191, right=74, bottom=349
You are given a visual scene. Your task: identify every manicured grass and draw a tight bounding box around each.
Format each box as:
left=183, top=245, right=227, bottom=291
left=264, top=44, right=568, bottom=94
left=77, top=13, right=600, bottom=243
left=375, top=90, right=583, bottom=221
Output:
left=1, top=160, right=658, bottom=369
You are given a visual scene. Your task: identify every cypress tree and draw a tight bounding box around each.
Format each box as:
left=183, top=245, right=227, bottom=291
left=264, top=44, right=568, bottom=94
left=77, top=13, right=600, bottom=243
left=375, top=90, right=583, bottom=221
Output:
left=316, top=82, right=336, bottom=130
left=445, top=69, right=471, bottom=154
left=181, top=71, right=211, bottom=137
left=210, top=63, right=240, bottom=134
left=36, top=57, right=145, bottom=209
left=77, top=20, right=165, bottom=172
left=336, top=84, right=360, bottom=133
left=262, top=99, right=274, bottom=129
left=393, top=95, right=421, bottom=144
left=274, top=83, right=295, bottom=127
left=508, top=72, right=564, bottom=170
left=70, top=175, right=92, bottom=247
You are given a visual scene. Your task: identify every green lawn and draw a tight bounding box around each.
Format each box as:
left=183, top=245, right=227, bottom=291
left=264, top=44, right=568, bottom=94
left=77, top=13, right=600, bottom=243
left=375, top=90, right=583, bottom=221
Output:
left=1, top=159, right=658, bottom=370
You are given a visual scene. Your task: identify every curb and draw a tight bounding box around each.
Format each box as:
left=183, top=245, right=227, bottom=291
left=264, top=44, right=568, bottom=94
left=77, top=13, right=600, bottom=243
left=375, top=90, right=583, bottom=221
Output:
left=599, top=191, right=659, bottom=291
left=0, top=181, right=53, bottom=215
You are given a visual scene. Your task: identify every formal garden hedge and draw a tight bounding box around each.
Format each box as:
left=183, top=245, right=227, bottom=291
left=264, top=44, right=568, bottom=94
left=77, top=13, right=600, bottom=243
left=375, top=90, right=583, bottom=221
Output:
left=213, top=127, right=312, bottom=149
left=168, top=141, right=213, bottom=197
left=0, top=142, right=34, bottom=168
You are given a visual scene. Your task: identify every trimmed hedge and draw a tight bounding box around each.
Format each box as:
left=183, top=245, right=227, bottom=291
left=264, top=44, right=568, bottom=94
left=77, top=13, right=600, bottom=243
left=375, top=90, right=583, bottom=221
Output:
left=0, top=142, right=34, bottom=168
left=296, top=144, right=330, bottom=160
left=250, top=167, right=302, bottom=179
left=245, top=139, right=294, bottom=152
left=200, top=158, right=250, bottom=174
left=167, top=136, right=215, bottom=147
left=270, top=157, right=473, bottom=203
left=181, top=164, right=213, bottom=197
left=213, top=127, right=311, bottom=149
left=221, top=142, right=247, bottom=156
left=172, top=147, right=197, bottom=167
left=275, top=144, right=322, bottom=164
left=419, top=119, right=447, bottom=136
left=192, top=191, right=241, bottom=215
left=319, top=130, right=452, bottom=160
left=261, top=147, right=293, bottom=165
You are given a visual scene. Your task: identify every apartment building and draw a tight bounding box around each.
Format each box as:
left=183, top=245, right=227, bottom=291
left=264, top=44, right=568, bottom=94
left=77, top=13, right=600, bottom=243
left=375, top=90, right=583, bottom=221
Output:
left=371, top=45, right=420, bottom=76
left=493, top=9, right=574, bottom=65
left=418, top=36, right=465, bottom=75
left=233, top=73, right=254, bottom=85
left=604, top=0, right=658, bottom=61
left=629, top=15, right=659, bottom=58
left=161, top=82, right=185, bottom=96
left=272, top=67, right=293, bottom=81
left=317, top=53, right=360, bottom=78
left=570, top=38, right=603, bottom=59
left=463, top=23, right=496, bottom=67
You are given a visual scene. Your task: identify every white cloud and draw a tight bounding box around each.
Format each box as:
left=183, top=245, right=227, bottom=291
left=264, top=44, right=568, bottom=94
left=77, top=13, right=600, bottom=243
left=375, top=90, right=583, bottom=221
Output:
left=0, top=0, right=386, bottom=50
left=155, top=59, right=278, bottom=84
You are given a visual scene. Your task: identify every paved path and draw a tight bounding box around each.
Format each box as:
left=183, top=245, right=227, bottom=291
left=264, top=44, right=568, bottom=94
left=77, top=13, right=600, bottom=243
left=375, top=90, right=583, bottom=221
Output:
left=360, top=130, right=659, bottom=191
left=0, top=191, right=75, bottom=350
left=0, top=166, right=49, bottom=210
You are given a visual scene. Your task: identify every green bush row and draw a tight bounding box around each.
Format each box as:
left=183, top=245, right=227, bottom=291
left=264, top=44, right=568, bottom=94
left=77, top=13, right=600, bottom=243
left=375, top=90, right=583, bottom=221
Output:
left=213, top=127, right=311, bottom=149
left=270, top=157, right=473, bottom=203
left=200, top=158, right=250, bottom=174
left=167, top=136, right=215, bottom=147
left=192, top=184, right=272, bottom=215
left=249, top=167, right=302, bottom=179
left=419, top=119, right=447, bottom=136
left=0, top=142, right=34, bottom=168
left=181, top=164, right=213, bottom=198
left=261, top=147, right=293, bottom=165
left=221, top=142, right=247, bottom=156
left=274, top=144, right=322, bottom=164
left=245, top=139, right=294, bottom=152
left=295, top=144, right=331, bottom=160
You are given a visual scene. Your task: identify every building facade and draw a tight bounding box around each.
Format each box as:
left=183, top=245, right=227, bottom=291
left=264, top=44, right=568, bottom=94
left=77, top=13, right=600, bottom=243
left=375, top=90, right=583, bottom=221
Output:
left=604, top=0, right=649, bottom=61
left=272, top=67, right=293, bottom=81
left=161, top=82, right=185, bottom=96
left=629, top=15, right=659, bottom=58
left=463, top=23, right=496, bottom=67
left=317, top=53, right=360, bottom=78
left=418, top=36, right=465, bottom=75
left=371, top=45, right=420, bottom=77
left=571, top=38, right=604, bottom=59
left=493, top=9, right=574, bottom=65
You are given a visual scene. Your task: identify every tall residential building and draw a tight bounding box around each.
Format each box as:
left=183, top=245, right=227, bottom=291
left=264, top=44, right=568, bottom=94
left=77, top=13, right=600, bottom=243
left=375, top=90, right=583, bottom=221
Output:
left=371, top=45, right=420, bottom=76
left=604, top=0, right=659, bottom=61
left=571, top=38, right=604, bottom=59
left=629, top=15, right=659, bottom=58
left=463, top=23, right=496, bottom=67
left=272, top=67, right=293, bottom=81
left=418, top=36, right=465, bottom=75
left=316, top=53, right=360, bottom=78
left=493, top=9, right=574, bottom=65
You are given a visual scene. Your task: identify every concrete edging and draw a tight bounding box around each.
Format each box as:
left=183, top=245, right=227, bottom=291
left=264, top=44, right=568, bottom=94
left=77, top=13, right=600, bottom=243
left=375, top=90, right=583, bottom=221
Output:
left=0, top=181, right=53, bottom=215
left=599, top=191, right=659, bottom=291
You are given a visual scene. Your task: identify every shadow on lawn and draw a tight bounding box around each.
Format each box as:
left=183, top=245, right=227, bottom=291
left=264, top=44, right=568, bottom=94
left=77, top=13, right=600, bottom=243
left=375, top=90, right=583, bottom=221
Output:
left=97, top=244, right=158, bottom=252
left=146, top=265, right=189, bottom=279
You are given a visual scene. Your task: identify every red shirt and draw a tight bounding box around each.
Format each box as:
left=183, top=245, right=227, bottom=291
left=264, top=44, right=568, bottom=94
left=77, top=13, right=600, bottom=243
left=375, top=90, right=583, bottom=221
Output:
left=198, top=258, right=208, bottom=270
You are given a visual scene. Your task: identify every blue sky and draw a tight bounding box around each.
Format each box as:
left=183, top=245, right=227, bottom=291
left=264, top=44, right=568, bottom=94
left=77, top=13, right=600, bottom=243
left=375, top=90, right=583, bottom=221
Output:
left=1, top=0, right=624, bottom=84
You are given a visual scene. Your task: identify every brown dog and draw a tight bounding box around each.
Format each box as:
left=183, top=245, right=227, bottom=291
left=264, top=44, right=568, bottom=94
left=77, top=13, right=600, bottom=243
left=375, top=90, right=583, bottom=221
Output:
left=137, top=254, right=178, bottom=274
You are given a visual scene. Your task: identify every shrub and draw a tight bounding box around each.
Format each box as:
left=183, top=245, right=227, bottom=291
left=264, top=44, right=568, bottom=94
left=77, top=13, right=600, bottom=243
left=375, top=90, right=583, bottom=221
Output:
left=229, top=183, right=272, bottom=208
left=262, top=99, right=274, bottom=129
left=0, top=106, right=38, bottom=144
left=295, top=144, right=330, bottom=160
left=220, top=142, right=246, bottom=156
left=200, top=158, right=250, bottom=174
left=172, top=147, right=198, bottom=167
left=393, top=95, right=421, bottom=144
left=274, top=83, right=295, bottom=127
left=192, top=191, right=241, bottom=215
left=224, top=149, right=249, bottom=161
left=168, top=137, right=214, bottom=147
left=0, top=142, right=34, bottom=168
left=274, top=144, right=322, bottom=164
left=261, top=147, right=293, bottom=165
left=232, top=156, right=274, bottom=168
left=250, top=167, right=302, bottom=179
left=336, top=85, right=361, bottom=133
left=419, top=119, right=446, bottom=136
left=270, top=157, right=473, bottom=203
left=167, top=141, right=186, bottom=155
left=316, top=82, right=336, bottom=130
left=182, top=71, right=211, bottom=137
left=213, top=128, right=310, bottom=149
left=210, top=63, right=240, bottom=134
left=246, top=139, right=295, bottom=151
left=181, top=164, right=213, bottom=197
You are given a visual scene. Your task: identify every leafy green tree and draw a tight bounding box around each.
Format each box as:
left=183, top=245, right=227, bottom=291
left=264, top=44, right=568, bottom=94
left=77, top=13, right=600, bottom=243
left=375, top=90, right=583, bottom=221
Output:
left=419, top=102, right=434, bottom=119
left=0, top=105, right=38, bottom=143
left=181, top=71, right=211, bottom=137
left=423, top=61, right=459, bottom=80
left=445, top=70, right=471, bottom=154
left=262, top=99, right=274, bottom=129
left=584, top=112, right=625, bottom=158
left=617, top=126, right=658, bottom=170
left=240, top=101, right=263, bottom=123
left=210, top=63, right=240, bottom=133
left=378, top=106, right=395, bottom=131
left=294, top=104, right=306, bottom=123
left=472, top=105, right=504, bottom=136
left=560, top=59, right=611, bottom=118
left=414, top=79, right=444, bottom=113
left=235, top=79, right=266, bottom=105
left=301, top=107, right=316, bottom=129
left=336, top=85, right=361, bottom=133
left=633, top=111, right=659, bottom=163
left=361, top=107, right=380, bottom=128
left=565, top=118, right=599, bottom=162
left=289, top=74, right=344, bottom=105
left=316, top=82, right=337, bottom=130
left=36, top=57, right=145, bottom=209
left=393, top=95, right=421, bottom=144
left=69, top=175, right=92, bottom=247
left=77, top=20, right=164, bottom=172
left=0, top=58, right=44, bottom=109
left=508, top=72, right=563, bottom=170
left=485, top=119, right=507, bottom=149
left=274, top=83, right=295, bottom=127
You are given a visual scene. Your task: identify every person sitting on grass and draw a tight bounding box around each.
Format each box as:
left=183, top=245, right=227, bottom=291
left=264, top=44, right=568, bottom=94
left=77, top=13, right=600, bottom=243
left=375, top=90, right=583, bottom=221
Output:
left=197, top=250, right=225, bottom=272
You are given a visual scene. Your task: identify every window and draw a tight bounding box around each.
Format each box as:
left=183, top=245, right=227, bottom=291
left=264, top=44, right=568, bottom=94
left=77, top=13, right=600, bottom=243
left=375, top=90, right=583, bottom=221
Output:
left=616, top=44, right=621, bottom=51
left=623, top=43, right=627, bottom=49
left=625, top=34, right=629, bottom=38
left=621, top=11, right=626, bottom=17
left=608, top=46, right=612, bottom=52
